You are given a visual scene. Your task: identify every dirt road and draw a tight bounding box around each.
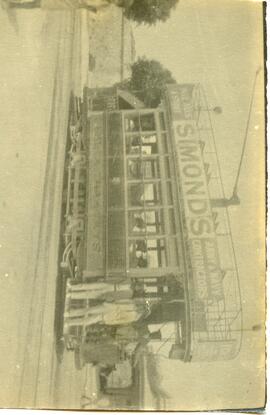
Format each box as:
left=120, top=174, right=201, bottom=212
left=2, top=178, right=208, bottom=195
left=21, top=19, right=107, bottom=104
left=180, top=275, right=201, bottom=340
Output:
left=0, top=8, right=85, bottom=408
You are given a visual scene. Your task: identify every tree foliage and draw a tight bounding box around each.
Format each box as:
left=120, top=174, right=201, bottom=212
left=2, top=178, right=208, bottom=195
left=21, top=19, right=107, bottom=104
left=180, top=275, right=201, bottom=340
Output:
left=117, top=57, right=176, bottom=108
left=123, top=0, right=179, bottom=25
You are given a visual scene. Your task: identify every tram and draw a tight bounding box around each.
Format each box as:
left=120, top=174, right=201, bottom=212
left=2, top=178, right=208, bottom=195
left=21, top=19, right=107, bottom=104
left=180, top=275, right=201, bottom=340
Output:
left=60, top=83, right=242, bottom=378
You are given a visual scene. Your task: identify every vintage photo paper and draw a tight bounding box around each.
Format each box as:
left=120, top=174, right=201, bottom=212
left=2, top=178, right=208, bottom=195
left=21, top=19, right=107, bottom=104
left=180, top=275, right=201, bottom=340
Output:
left=0, top=0, right=266, bottom=411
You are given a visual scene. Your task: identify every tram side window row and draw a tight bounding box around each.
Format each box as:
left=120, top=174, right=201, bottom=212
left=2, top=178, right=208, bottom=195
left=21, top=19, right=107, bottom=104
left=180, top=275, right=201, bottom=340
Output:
left=123, top=111, right=179, bottom=270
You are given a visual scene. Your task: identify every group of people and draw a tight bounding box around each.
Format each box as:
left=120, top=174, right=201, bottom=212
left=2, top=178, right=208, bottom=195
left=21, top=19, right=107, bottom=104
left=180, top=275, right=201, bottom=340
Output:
left=64, top=279, right=161, bottom=367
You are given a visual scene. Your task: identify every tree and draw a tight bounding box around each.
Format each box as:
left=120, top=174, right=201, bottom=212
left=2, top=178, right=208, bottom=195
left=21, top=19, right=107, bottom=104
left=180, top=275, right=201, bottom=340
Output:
left=123, top=0, right=179, bottom=25
left=117, top=57, right=176, bottom=108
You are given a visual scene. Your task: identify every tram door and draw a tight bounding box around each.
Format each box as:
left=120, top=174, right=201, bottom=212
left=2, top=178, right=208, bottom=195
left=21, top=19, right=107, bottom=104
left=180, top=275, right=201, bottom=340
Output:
left=132, top=276, right=185, bottom=324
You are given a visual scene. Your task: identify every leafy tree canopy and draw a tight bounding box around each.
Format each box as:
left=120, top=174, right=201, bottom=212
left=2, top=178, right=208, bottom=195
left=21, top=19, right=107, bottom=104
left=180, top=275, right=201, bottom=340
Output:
left=117, top=57, right=176, bottom=108
left=123, top=0, right=179, bottom=25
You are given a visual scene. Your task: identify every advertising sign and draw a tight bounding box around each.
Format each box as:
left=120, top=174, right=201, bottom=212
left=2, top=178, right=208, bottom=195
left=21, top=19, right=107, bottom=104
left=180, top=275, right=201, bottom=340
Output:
left=167, top=85, right=224, bottom=302
left=166, top=84, right=196, bottom=120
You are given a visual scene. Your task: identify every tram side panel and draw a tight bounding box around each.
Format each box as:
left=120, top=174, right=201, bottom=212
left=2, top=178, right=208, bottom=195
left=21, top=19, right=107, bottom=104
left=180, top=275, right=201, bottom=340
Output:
left=83, top=110, right=126, bottom=281
left=83, top=112, right=106, bottom=279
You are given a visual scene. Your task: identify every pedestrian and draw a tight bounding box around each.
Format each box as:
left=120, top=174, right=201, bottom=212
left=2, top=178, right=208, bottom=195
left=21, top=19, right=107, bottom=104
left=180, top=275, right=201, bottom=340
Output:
left=64, top=299, right=148, bottom=330
left=66, top=280, right=115, bottom=300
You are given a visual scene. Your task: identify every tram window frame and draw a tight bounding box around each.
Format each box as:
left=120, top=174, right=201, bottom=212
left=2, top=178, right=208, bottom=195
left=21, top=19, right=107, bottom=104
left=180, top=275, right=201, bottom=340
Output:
left=127, top=182, right=162, bottom=207
left=122, top=110, right=181, bottom=272
left=125, top=133, right=158, bottom=156
left=128, top=209, right=165, bottom=236
left=140, top=113, right=156, bottom=131
left=141, top=134, right=158, bottom=155
left=124, top=113, right=140, bottom=132
left=128, top=237, right=167, bottom=269
left=127, top=158, right=160, bottom=181
left=126, top=135, right=141, bottom=155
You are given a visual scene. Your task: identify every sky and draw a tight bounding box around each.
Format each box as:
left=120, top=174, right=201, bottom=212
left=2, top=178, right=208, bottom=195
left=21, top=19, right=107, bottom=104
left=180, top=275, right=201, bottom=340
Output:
left=133, top=0, right=265, bottom=410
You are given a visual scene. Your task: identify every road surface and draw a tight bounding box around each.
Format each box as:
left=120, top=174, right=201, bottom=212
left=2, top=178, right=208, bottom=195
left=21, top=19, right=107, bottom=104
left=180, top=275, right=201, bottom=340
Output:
left=0, top=8, right=92, bottom=408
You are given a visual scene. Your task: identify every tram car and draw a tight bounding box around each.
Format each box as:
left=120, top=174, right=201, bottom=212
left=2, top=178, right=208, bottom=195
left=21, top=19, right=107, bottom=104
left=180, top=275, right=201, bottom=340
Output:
left=60, top=83, right=242, bottom=369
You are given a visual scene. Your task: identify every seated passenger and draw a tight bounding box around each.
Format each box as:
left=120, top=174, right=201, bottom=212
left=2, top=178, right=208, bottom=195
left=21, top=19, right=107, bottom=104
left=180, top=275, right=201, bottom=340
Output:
left=128, top=160, right=142, bottom=179
left=137, top=256, right=147, bottom=268
left=136, top=240, right=147, bottom=252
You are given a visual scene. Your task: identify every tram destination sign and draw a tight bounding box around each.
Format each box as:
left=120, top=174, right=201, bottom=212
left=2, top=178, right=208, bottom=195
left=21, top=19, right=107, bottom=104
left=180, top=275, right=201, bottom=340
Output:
left=167, top=85, right=224, bottom=302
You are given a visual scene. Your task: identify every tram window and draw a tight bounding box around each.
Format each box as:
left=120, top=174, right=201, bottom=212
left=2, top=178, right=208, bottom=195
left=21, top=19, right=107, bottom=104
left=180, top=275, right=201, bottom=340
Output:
left=126, top=135, right=141, bottom=155
left=166, top=181, right=173, bottom=205
left=109, top=158, right=123, bottom=180
left=128, top=210, right=164, bottom=235
left=147, top=239, right=166, bottom=268
left=140, top=113, right=155, bottom=131
left=125, top=114, right=140, bottom=132
left=145, top=210, right=164, bottom=234
left=141, top=134, right=158, bottom=155
left=128, top=183, right=144, bottom=207
left=129, top=240, right=148, bottom=268
left=128, top=211, right=146, bottom=234
left=127, top=159, right=143, bottom=180
left=168, top=208, right=176, bottom=234
left=129, top=238, right=166, bottom=269
left=144, top=183, right=161, bottom=206
left=143, top=159, right=160, bottom=179
left=159, top=112, right=166, bottom=131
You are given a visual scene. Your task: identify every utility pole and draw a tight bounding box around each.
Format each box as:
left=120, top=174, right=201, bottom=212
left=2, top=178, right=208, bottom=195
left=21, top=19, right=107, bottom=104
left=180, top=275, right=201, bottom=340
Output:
left=211, top=67, right=262, bottom=208
left=231, top=67, right=262, bottom=199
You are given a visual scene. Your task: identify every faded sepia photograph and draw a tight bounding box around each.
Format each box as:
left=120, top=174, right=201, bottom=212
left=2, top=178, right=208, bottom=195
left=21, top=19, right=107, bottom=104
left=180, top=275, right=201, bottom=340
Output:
left=0, top=0, right=266, bottom=411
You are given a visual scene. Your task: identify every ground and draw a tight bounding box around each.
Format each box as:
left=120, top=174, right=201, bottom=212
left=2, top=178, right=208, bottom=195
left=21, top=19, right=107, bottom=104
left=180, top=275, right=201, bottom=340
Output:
left=0, top=7, right=95, bottom=409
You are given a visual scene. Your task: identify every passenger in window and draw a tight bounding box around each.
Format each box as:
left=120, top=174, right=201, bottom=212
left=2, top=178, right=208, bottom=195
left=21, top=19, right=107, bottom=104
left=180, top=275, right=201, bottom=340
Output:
left=140, top=114, right=155, bottom=131
left=128, top=136, right=141, bottom=155
left=137, top=256, right=147, bottom=268
left=136, top=240, right=147, bottom=252
left=128, top=160, right=142, bottom=179
left=126, top=135, right=140, bottom=151
left=126, top=118, right=139, bottom=132
left=130, top=214, right=146, bottom=233
left=135, top=215, right=145, bottom=229
left=129, top=184, right=144, bottom=206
